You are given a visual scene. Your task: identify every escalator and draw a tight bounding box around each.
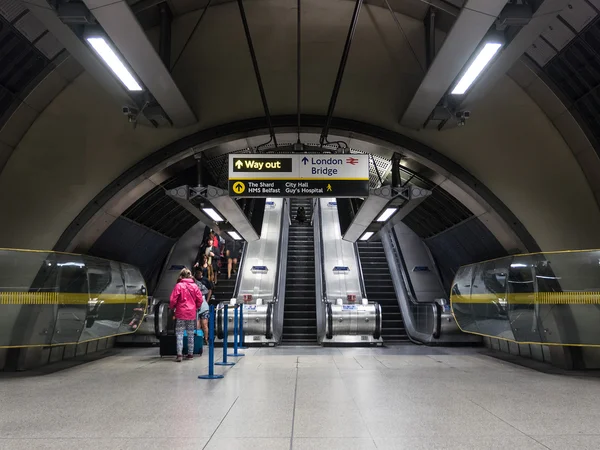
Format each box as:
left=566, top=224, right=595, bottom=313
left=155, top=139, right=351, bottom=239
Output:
left=282, top=198, right=317, bottom=344
left=357, top=240, right=408, bottom=343
left=212, top=274, right=236, bottom=304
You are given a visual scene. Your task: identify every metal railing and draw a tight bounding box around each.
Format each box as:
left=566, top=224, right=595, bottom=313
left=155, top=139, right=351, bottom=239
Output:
left=232, top=242, right=248, bottom=299
left=381, top=228, right=440, bottom=343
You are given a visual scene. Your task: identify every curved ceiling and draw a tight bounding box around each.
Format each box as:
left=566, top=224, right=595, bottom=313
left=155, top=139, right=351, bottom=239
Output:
left=0, top=0, right=599, bottom=255
left=50, top=116, right=536, bottom=256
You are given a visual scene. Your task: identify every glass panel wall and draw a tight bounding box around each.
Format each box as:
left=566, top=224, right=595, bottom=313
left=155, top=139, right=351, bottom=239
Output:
left=0, top=249, right=147, bottom=348
left=451, top=250, right=600, bottom=345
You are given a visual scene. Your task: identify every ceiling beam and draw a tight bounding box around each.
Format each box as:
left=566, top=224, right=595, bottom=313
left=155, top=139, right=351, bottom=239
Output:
left=24, top=0, right=134, bottom=106
left=460, top=0, right=570, bottom=107
left=82, top=0, right=196, bottom=127
left=400, top=0, right=508, bottom=130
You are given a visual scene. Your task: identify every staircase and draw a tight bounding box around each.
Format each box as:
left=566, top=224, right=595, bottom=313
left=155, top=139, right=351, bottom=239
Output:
left=282, top=199, right=317, bottom=344
left=357, top=240, right=408, bottom=343
left=212, top=264, right=237, bottom=305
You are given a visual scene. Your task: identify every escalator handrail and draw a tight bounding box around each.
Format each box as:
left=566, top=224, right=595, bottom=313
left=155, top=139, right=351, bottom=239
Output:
left=231, top=242, right=247, bottom=299
left=373, top=302, right=382, bottom=340
left=154, top=301, right=165, bottom=337
left=354, top=242, right=368, bottom=298
left=326, top=301, right=333, bottom=339
left=384, top=226, right=440, bottom=343
left=273, top=198, right=289, bottom=302
left=216, top=306, right=224, bottom=339
left=266, top=302, right=273, bottom=339
left=315, top=200, right=327, bottom=301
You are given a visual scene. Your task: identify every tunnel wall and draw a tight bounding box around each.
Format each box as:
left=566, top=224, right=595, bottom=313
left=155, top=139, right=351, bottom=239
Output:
left=0, top=1, right=598, bottom=253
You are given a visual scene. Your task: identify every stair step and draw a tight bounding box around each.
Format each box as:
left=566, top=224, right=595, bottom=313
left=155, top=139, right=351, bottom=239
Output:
left=357, top=242, right=408, bottom=342
left=284, top=199, right=318, bottom=340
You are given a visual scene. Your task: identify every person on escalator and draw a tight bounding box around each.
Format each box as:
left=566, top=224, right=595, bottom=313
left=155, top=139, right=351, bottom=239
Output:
left=169, top=268, right=203, bottom=362
left=296, top=206, right=306, bottom=224
left=204, top=237, right=216, bottom=284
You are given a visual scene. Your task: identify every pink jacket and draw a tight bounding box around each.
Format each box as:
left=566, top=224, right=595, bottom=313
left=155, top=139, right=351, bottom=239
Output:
left=169, top=278, right=203, bottom=320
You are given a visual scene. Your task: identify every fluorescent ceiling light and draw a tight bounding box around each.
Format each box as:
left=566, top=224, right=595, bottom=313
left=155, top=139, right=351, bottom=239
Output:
left=86, top=37, right=143, bottom=92
left=376, top=208, right=397, bottom=222
left=451, top=42, right=502, bottom=95
left=202, top=208, right=224, bottom=222
left=228, top=231, right=243, bottom=240
left=359, top=231, right=374, bottom=241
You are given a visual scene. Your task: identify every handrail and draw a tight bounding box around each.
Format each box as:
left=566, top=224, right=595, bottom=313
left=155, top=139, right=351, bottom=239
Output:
left=315, top=200, right=327, bottom=302
left=381, top=225, right=440, bottom=344
left=353, top=242, right=367, bottom=298
left=313, top=199, right=327, bottom=340
left=310, top=198, right=318, bottom=226
left=231, top=241, right=247, bottom=299
left=273, top=198, right=289, bottom=302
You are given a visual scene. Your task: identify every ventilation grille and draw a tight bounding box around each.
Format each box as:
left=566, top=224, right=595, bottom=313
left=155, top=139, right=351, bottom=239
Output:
left=122, top=166, right=198, bottom=239
left=0, top=1, right=67, bottom=124
left=543, top=16, right=600, bottom=146
left=402, top=187, right=474, bottom=239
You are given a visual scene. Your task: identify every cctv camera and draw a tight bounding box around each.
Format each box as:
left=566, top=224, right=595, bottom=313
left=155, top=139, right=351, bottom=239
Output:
left=455, top=110, right=471, bottom=127
left=122, top=106, right=139, bottom=116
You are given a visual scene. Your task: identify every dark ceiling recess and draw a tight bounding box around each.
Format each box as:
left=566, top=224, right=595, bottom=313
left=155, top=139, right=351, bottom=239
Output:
left=544, top=15, right=600, bottom=148
left=0, top=14, right=51, bottom=124
left=122, top=165, right=199, bottom=239
left=402, top=186, right=473, bottom=239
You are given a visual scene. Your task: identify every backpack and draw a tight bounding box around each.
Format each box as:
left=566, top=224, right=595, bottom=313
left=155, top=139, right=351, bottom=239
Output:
left=195, top=279, right=209, bottom=297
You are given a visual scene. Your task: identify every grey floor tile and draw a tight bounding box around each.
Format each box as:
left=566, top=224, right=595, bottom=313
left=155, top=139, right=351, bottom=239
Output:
left=0, top=438, right=209, bottom=450
left=204, top=437, right=290, bottom=450
left=212, top=400, right=293, bottom=438
left=5, top=345, right=600, bottom=450
left=293, top=406, right=371, bottom=438
left=374, top=435, right=548, bottom=449
left=293, top=437, right=377, bottom=450
left=362, top=405, right=518, bottom=438
left=533, top=435, right=600, bottom=450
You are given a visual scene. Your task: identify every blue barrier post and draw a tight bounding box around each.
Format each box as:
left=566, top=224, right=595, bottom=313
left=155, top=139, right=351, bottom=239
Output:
left=198, top=305, right=224, bottom=379
left=239, top=303, right=248, bottom=349
left=215, top=304, right=234, bottom=366
left=228, top=305, right=245, bottom=357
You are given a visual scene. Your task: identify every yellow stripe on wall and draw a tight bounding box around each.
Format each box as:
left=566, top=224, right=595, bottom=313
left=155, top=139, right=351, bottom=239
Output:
left=451, top=291, right=600, bottom=305
left=0, top=292, right=147, bottom=306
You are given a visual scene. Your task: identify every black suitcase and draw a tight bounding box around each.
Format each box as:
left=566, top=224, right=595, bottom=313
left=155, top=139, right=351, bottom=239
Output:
left=156, top=301, right=206, bottom=357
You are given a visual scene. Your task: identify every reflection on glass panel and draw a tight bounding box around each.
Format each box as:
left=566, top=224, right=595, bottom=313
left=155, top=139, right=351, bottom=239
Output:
left=507, top=256, right=540, bottom=343
left=452, top=250, right=600, bottom=346
left=451, top=265, right=477, bottom=332
left=0, top=249, right=148, bottom=349
left=472, top=260, right=514, bottom=340
left=52, top=254, right=88, bottom=344
left=119, top=264, right=148, bottom=335
left=0, top=250, right=58, bottom=346
left=536, top=252, right=600, bottom=345
left=80, top=257, right=125, bottom=342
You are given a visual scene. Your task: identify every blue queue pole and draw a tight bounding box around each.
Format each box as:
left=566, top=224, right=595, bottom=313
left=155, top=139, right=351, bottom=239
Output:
left=215, top=305, right=234, bottom=367
left=228, top=305, right=245, bottom=357
left=198, top=305, right=224, bottom=379
left=238, top=303, right=247, bottom=349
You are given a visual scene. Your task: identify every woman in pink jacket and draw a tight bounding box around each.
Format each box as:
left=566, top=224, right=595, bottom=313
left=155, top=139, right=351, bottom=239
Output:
left=170, top=268, right=204, bottom=362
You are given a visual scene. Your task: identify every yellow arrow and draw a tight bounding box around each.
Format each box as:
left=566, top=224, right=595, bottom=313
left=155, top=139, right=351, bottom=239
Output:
left=233, top=181, right=245, bottom=194
left=235, top=160, right=244, bottom=169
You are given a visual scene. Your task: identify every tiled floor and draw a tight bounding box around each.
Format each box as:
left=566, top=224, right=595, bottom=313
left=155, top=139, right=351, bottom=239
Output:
left=1, top=345, right=600, bottom=449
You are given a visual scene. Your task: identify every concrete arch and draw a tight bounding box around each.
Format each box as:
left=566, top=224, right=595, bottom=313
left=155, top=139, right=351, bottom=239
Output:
left=50, top=115, right=538, bottom=255
left=0, top=0, right=598, bottom=252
